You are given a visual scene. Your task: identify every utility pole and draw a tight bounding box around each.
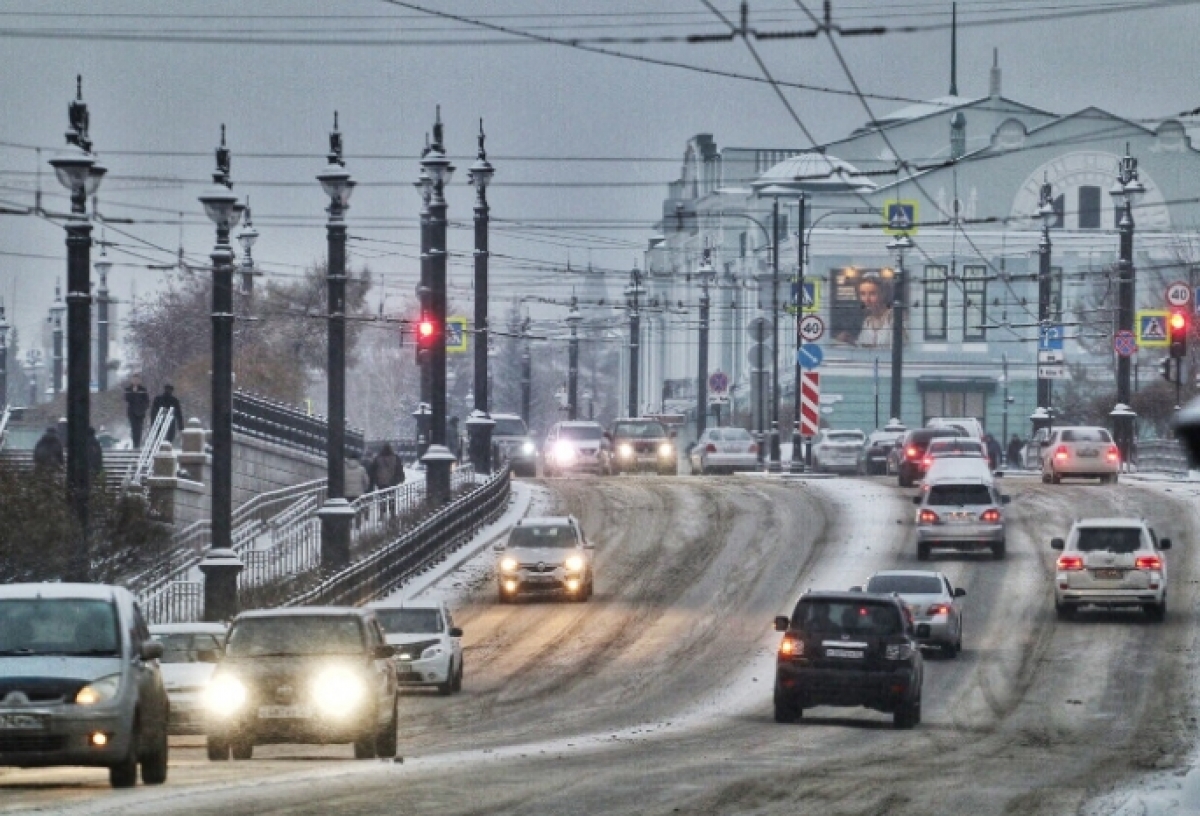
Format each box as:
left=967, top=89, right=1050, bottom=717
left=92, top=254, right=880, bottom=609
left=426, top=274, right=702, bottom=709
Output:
left=466, top=121, right=496, bottom=473
left=1036, top=176, right=1054, bottom=415
left=94, top=250, right=110, bottom=392
left=791, top=194, right=807, bottom=472
left=887, top=234, right=912, bottom=421
left=50, top=283, right=64, bottom=397
left=770, top=198, right=781, bottom=468
left=1110, top=145, right=1145, bottom=465
left=414, top=139, right=433, bottom=459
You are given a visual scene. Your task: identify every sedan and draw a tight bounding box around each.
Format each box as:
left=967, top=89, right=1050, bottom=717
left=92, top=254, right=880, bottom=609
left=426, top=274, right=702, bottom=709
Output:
left=689, top=427, right=759, bottom=474
left=854, top=570, right=966, bottom=656
left=1040, top=426, right=1121, bottom=484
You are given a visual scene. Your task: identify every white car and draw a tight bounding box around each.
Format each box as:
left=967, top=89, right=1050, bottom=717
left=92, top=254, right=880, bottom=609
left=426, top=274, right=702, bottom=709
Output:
left=149, top=622, right=227, bottom=735
left=854, top=570, right=966, bottom=656
left=688, top=426, right=759, bottom=474
left=1052, top=518, right=1171, bottom=621
left=810, top=429, right=866, bottom=474
left=496, top=516, right=595, bottom=602
left=369, top=601, right=463, bottom=695
left=1040, top=426, right=1121, bottom=484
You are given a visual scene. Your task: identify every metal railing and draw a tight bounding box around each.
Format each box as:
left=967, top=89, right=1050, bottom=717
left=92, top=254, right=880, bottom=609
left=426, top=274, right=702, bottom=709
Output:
left=1135, top=438, right=1190, bottom=475
left=234, top=391, right=364, bottom=459
left=0, top=405, right=10, bottom=451
left=141, top=580, right=203, bottom=625
left=125, top=410, right=172, bottom=487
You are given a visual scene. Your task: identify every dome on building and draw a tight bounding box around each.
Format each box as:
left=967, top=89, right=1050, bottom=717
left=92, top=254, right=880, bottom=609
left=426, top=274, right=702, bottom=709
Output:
left=752, top=151, right=876, bottom=195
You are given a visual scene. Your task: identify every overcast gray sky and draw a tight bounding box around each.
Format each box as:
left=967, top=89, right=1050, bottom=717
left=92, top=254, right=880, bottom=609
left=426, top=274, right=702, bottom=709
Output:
left=3, top=0, right=1200, bottom=353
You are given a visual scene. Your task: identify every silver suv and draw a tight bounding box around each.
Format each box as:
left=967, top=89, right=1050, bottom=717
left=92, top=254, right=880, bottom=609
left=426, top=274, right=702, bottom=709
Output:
left=496, top=516, right=595, bottom=602
left=1052, top=518, right=1171, bottom=621
left=0, top=584, right=169, bottom=788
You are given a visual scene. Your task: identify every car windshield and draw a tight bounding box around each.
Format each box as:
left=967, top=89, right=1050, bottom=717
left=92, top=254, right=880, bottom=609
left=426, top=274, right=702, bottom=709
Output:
left=717, top=428, right=752, bottom=441
left=928, top=441, right=984, bottom=456
left=374, top=609, right=443, bottom=635
left=226, top=616, right=365, bottom=657
left=926, top=485, right=994, bottom=506
left=509, top=524, right=577, bottom=548
left=1061, top=429, right=1112, bottom=443
left=792, top=600, right=902, bottom=636
left=612, top=422, right=668, bottom=439
left=0, top=599, right=119, bottom=656
left=866, top=575, right=944, bottom=595
left=1075, top=527, right=1144, bottom=553
left=153, top=632, right=224, bottom=664
left=492, top=418, right=528, bottom=437
left=560, top=425, right=602, bottom=441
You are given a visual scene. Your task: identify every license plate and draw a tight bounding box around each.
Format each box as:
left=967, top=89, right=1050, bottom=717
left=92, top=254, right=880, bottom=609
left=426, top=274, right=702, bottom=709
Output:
left=1093, top=568, right=1123, bottom=580
left=258, top=705, right=312, bottom=719
left=825, top=648, right=863, bottom=659
left=947, top=512, right=974, bottom=523
left=0, top=713, right=47, bottom=730
left=1077, top=449, right=1098, bottom=458
left=526, top=575, right=556, bottom=584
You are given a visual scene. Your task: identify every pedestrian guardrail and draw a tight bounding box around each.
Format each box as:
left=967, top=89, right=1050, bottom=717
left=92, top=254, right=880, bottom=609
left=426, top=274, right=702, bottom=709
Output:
left=233, top=390, right=364, bottom=459
left=141, top=580, right=203, bottom=625
left=0, top=405, right=10, bottom=452
left=1136, top=438, right=1190, bottom=475
left=125, top=410, right=171, bottom=487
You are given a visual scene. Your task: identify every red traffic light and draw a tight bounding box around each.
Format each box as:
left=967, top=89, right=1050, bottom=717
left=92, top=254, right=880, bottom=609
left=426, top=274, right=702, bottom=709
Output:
left=1170, top=312, right=1187, bottom=332
left=418, top=320, right=435, bottom=339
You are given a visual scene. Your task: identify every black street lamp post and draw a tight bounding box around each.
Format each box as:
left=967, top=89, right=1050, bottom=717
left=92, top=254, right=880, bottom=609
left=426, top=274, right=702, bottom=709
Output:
left=1110, top=145, right=1145, bottom=465
left=48, top=77, right=106, bottom=582
left=316, top=113, right=357, bottom=571
left=791, top=194, right=807, bottom=473
left=566, top=299, right=581, bottom=421
left=520, top=317, right=532, bottom=423
left=50, top=285, right=64, bottom=398
left=419, top=109, right=456, bottom=505
left=696, top=246, right=714, bottom=438
left=414, top=153, right=433, bottom=458
left=1036, top=176, right=1056, bottom=418
left=626, top=266, right=643, bottom=418
left=197, top=126, right=245, bottom=621
left=466, top=121, right=496, bottom=473
left=94, top=251, right=110, bottom=392
left=886, top=233, right=913, bottom=422
left=0, top=303, right=9, bottom=405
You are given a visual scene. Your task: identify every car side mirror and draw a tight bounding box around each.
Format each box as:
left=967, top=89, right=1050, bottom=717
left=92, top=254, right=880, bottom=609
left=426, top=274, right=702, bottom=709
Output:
left=374, top=644, right=396, bottom=660
left=1159, top=537, right=1172, bottom=550
left=140, top=640, right=164, bottom=661
left=196, top=648, right=220, bottom=664
left=1001, top=495, right=1011, bottom=504
left=848, top=585, right=863, bottom=592
left=493, top=542, right=506, bottom=552
left=911, top=496, right=922, bottom=505
left=449, top=627, right=464, bottom=638
left=1050, top=537, right=1065, bottom=550
left=773, top=615, right=790, bottom=632
left=953, top=587, right=967, bottom=598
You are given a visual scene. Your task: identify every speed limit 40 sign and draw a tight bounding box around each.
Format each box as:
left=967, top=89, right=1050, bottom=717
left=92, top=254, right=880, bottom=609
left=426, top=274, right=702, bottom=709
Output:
left=799, top=314, right=825, bottom=343
left=1166, top=281, right=1192, bottom=308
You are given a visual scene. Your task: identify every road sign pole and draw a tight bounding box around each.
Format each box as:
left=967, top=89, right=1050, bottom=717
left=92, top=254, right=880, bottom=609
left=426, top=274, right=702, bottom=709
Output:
left=792, top=194, right=806, bottom=473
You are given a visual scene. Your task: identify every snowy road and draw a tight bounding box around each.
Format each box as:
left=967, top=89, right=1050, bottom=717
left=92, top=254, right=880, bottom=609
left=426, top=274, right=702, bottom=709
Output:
left=2, top=476, right=1198, bottom=815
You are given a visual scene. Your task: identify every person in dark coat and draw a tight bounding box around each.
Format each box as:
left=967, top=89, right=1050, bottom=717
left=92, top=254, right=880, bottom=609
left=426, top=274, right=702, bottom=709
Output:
left=124, top=374, right=151, bottom=448
left=983, top=433, right=1003, bottom=470
left=1006, top=434, right=1024, bottom=470
left=369, top=443, right=405, bottom=491
left=151, top=384, right=184, bottom=443
left=32, top=426, right=64, bottom=475
left=86, top=426, right=104, bottom=482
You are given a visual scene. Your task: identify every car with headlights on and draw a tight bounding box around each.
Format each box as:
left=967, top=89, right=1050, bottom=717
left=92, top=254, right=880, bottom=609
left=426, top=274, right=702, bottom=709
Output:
left=149, top=622, right=226, bottom=735
left=491, top=412, right=538, bottom=477
left=1040, top=426, right=1121, bottom=484
left=495, top=516, right=595, bottom=602
left=204, top=607, right=397, bottom=761
left=913, top=473, right=1009, bottom=560
left=0, top=584, right=169, bottom=788
left=1051, top=518, right=1170, bottom=621
left=688, top=426, right=758, bottom=474
left=810, top=428, right=867, bottom=474
left=854, top=571, right=966, bottom=657
left=542, top=420, right=605, bottom=477
left=369, top=601, right=463, bottom=695
left=772, top=590, right=923, bottom=729
left=601, top=419, right=678, bottom=475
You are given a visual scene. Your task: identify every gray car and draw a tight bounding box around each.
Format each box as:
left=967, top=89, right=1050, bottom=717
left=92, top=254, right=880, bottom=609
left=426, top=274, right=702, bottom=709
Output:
left=855, top=571, right=966, bottom=656
left=913, top=475, right=1010, bottom=560
left=0, top=584, right=169, bottom=788
left=491, top=413, right=538, bottom=477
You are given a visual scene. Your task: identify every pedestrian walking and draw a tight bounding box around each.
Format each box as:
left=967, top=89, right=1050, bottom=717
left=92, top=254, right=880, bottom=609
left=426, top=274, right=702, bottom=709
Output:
left=32, top=426, right=64, bottom=477
left=369, top=443, right=405, bottom=491
left=1006, top=434, right=1024, bottom=470
left=86, top=426, right=105, bottom=484
left=124, top=375, right=150, bottom=448
left=150, top=384, right=184, bottom=444
left=983, top=432, right=1003, bottom=470
left=344, top=455, right=369, bottom=501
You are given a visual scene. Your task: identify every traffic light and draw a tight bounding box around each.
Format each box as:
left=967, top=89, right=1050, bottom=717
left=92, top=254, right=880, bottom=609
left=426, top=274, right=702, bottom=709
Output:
left=1160, top=357, right=1175, bottom=383
left=1169, top=311, right=1188, bottom=358
left=414, top=316, right=437, bottom=363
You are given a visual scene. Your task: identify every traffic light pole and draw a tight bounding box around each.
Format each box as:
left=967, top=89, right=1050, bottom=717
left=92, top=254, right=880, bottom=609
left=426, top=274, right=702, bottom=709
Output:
left=421, top=111, right=454, bottom=506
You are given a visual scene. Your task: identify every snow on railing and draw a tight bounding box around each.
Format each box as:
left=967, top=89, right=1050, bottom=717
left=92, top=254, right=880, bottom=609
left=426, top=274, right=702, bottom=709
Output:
left=125, top=410, right=171, bottom=487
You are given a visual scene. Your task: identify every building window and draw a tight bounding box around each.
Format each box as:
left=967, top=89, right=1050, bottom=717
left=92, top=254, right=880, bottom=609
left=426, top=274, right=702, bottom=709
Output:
left=1078, top=186, right=1101, bottom=229
left=1052, top=193, right=1065, bottom=228
left=962, top=265, right=987, bottom=341
left=739, top=231, right=747, bottom=258
left=923, top=265, right=948, bottom=341
left=922, top=390, right=987, bottom=425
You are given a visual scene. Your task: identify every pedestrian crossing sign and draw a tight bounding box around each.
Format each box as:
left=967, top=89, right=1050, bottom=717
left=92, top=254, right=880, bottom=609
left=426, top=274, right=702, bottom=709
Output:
left=1137, top=309, right=1169, bottom=348
left=446, top=316, right=469, bottom=353
left=786, top=279, right=820, bottom=314
left=883, top=200, right=918, bottom=236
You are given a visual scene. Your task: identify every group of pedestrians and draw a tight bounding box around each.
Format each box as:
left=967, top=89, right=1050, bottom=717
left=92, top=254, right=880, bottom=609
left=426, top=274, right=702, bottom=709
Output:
left=124, top=376, right=183, bottom=449
left=32, top=424, right=105, bottom=483
left=344, top=444, right=406, bottom=501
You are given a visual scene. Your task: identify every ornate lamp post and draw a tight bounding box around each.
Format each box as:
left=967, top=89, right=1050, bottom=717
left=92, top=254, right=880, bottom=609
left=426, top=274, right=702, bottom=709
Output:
left=237, top=198, right=259, bottom=295
left=197, top=126, right=245, bottom=621
left=48, top=76, right=106, bottom=581
left=94, top=248, right=111, bottom=392
left=886, top=233, right=913, bottom=422
left=625, top=265, right=644, bottom=418
left=566, top=298, right=582, bottom=421
left=696, top=245, right=715, bottom=438
left=466, top=121, right=496, bottom=472
left=1036, top=176, right=1056, bottom=416
left=49, top=282, right=65, bottom=397
left=419, top=109, right=456, bottom=506
left=414, top=152, right=433, bottom=458
left=316, top=113, right=357, bottom=571
left=520, top=317, right=532, bottom=423
left=1110, top=145, right=1145, bottom=465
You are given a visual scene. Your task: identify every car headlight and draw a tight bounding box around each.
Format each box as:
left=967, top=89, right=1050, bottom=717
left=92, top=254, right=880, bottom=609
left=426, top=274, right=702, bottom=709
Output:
left=564, top=554, right=585, bottom=572
left=658, top=443, right=674, bottom=457
left=75, top=674, right=121, bottom=706
left=618, top=443, right=634, bottom=458
left=554, top=441, right=577, bottom=462
left=312, top=667, right=365, bottom=718
left=420, top=645, right=444, bottom=660
left=521, top=442, right=535, bottom=455
left=204, top=675, right=247, bottom=715
left=500, top=556, right=518, bottom=572
left=884, top=643, right=914, bottom=661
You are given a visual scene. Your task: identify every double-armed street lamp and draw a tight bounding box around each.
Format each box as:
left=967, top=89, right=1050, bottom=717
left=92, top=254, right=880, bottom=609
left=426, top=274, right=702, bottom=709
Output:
left=1110, top=145, right=1145, bottom=465
left=48, top=76, right=107, bottom=581
left=466, top=121, right=496, bottom=473
left=315, top=113, right=357, bottom=571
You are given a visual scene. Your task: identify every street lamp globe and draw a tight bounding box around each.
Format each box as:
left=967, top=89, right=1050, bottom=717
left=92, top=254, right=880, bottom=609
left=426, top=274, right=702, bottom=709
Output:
left=1037, top=180, right=1056, bottom=229
left=468, top=139, right=495, bottom=191
left=1123, top=175, right=1146, bottom=207
left=199, top=184, right=239, bottom=229
left=317, top=162, right=355, bottom=209
left=237, top=217, right=258, bottom=256
left=422, top=145, right=455, bottom=187
left=49, top=143, right=96, bottom=198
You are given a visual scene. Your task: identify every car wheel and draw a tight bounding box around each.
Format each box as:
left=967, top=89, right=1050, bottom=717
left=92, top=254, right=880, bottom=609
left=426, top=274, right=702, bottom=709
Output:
left=773, top=691, right=802, bottom=724
left=353, top=727, right=377, bottom=759
left=140, top=720, right=169, bottom=785
left=917, top=542, right=931, bottom=561
left=944, top=641, right=959, bottom=659
left=1050, top=469, right=1062, bottom=485
left=451, top=659, right=464, bottom=693
left=109, top=723, right=139, bottom=788
left=1041, top=470, right=1052, bottom=484
left=893, top=696, right=920, bottom=730
left=375, top=697, right=398, bottom=759
left=206, top=735, right=230, bottom=761
left=1145, top=600, right=1167, bottom=622
left=437, top=669, right=454, bottom=695
left=992, top=540, right=1006, bottom=560
left=1055, top=602, right=1075, bottom=621
left=231, top=736, right=254, bottom=760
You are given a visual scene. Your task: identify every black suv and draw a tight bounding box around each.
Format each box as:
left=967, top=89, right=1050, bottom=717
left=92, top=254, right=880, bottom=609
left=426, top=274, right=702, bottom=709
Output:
left=891, top=428, right=964, bottom=487
left=205, top=608, right=398, bottom=761
left=772, top=591, right=923, bottom=729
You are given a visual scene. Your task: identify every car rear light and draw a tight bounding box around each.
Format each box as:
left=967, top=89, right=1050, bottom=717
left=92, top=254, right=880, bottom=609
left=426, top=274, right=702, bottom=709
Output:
left=918, top=509, right=939, bottom=524
left=1106, top=445, right=1120, bottom=463
left=1054, top=445, right=1070, bottom=462
left=926, top=603, right=951, bottom=616
left=778, top=636, right=804, bottom=658
left=748, top=443, right=759, bottom=453
left=1056, top=554, right=1084, bottom=571
left=1135, top=555, right=1162, bottom=571
left=906, top=446, right=919, bottom=459
left=922, top=456, right=933, bottom=468
left=980, top=508, right=1001, bottom=523
left=705, top=444, right=717, bottom=453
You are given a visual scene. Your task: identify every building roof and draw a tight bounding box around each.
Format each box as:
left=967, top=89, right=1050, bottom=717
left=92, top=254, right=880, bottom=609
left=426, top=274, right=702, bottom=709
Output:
left=752, top=152, right=876, bottom=194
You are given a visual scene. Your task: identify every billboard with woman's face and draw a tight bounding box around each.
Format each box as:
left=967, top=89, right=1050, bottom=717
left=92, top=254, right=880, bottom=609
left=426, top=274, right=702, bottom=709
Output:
left=830, top=267, right=897, bottom=349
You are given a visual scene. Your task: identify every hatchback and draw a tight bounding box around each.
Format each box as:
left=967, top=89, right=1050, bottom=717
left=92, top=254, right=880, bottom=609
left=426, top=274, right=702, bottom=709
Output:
left=542, top=421, right=605, bottom=476
left=688, top=426, right=758, bottom=474
left=496, top=516, right=596, bottom=602
left=370, top=601, right=464, bottom=695
left=891, top=428, right=965, bottom=487
left=1040, top=426, right=1120, bottom=484
left=1052, top=518, right=1170, bottom=620
left=857, top=429, right=904, bottom=475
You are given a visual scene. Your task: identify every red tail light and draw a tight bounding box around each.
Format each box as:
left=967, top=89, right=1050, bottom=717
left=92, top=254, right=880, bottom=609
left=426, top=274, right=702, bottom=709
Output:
left=1054, top=445, right=1070, bottom=462
left=980, top=508, right=1001, bottom=523
left=922, top=456, right=933, bottom=468
left=918, top=509, right=939, bottom=524
left=1135, top=555, right=1162, bottom=571
left=1056, top=554, right=1084, bottom=571
left=926, top=603, right=951, bottom=616
left=1106, top=445, right=1120, bottom=463
left=748, top=443, right=759, bottom=453
left=906, top=446, right=919, bottom=459
left=705, top=444, right=717, bottom=453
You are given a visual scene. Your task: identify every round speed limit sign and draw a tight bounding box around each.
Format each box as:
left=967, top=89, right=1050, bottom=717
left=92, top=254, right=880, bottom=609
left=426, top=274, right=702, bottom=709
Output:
left=1166, top=281, right=1192, bottom=308
left=799, top=314, right=825, bottom=343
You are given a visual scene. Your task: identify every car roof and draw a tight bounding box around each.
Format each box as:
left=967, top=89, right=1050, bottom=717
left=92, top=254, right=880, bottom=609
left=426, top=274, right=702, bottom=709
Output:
left=0, top=583, right=126, bottom=602
left=491, top=413, right=522, bottom=420
left=1053, top=426, right=1111, bottom=434
left=800, top=590, right=902, bottom=604
left=1072, top=517, right=1148, bottom=529
left=149, top=622, right=228, bottom=635
left=367, top=599, right=446, bottom=612
left=233, top=607, right=372, bottom=620
left=556, top=421, right=602, bottom=428
left=868, top=569, right=946, bottom=580
left=517, top=515, right=576, bottom=526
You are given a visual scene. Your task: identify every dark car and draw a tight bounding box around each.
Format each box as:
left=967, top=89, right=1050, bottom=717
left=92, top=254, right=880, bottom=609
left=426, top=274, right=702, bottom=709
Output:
left=491, top=413, right=537, bottom=477
left=601, top=419, right=678, bottom=475
left=204, top=608, right=398, bottom=761
left=857, top=429, right=905, bottom=475
left=772, top=591, right=923, bottom=729
left=890, top=428, right=965, bottom=487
